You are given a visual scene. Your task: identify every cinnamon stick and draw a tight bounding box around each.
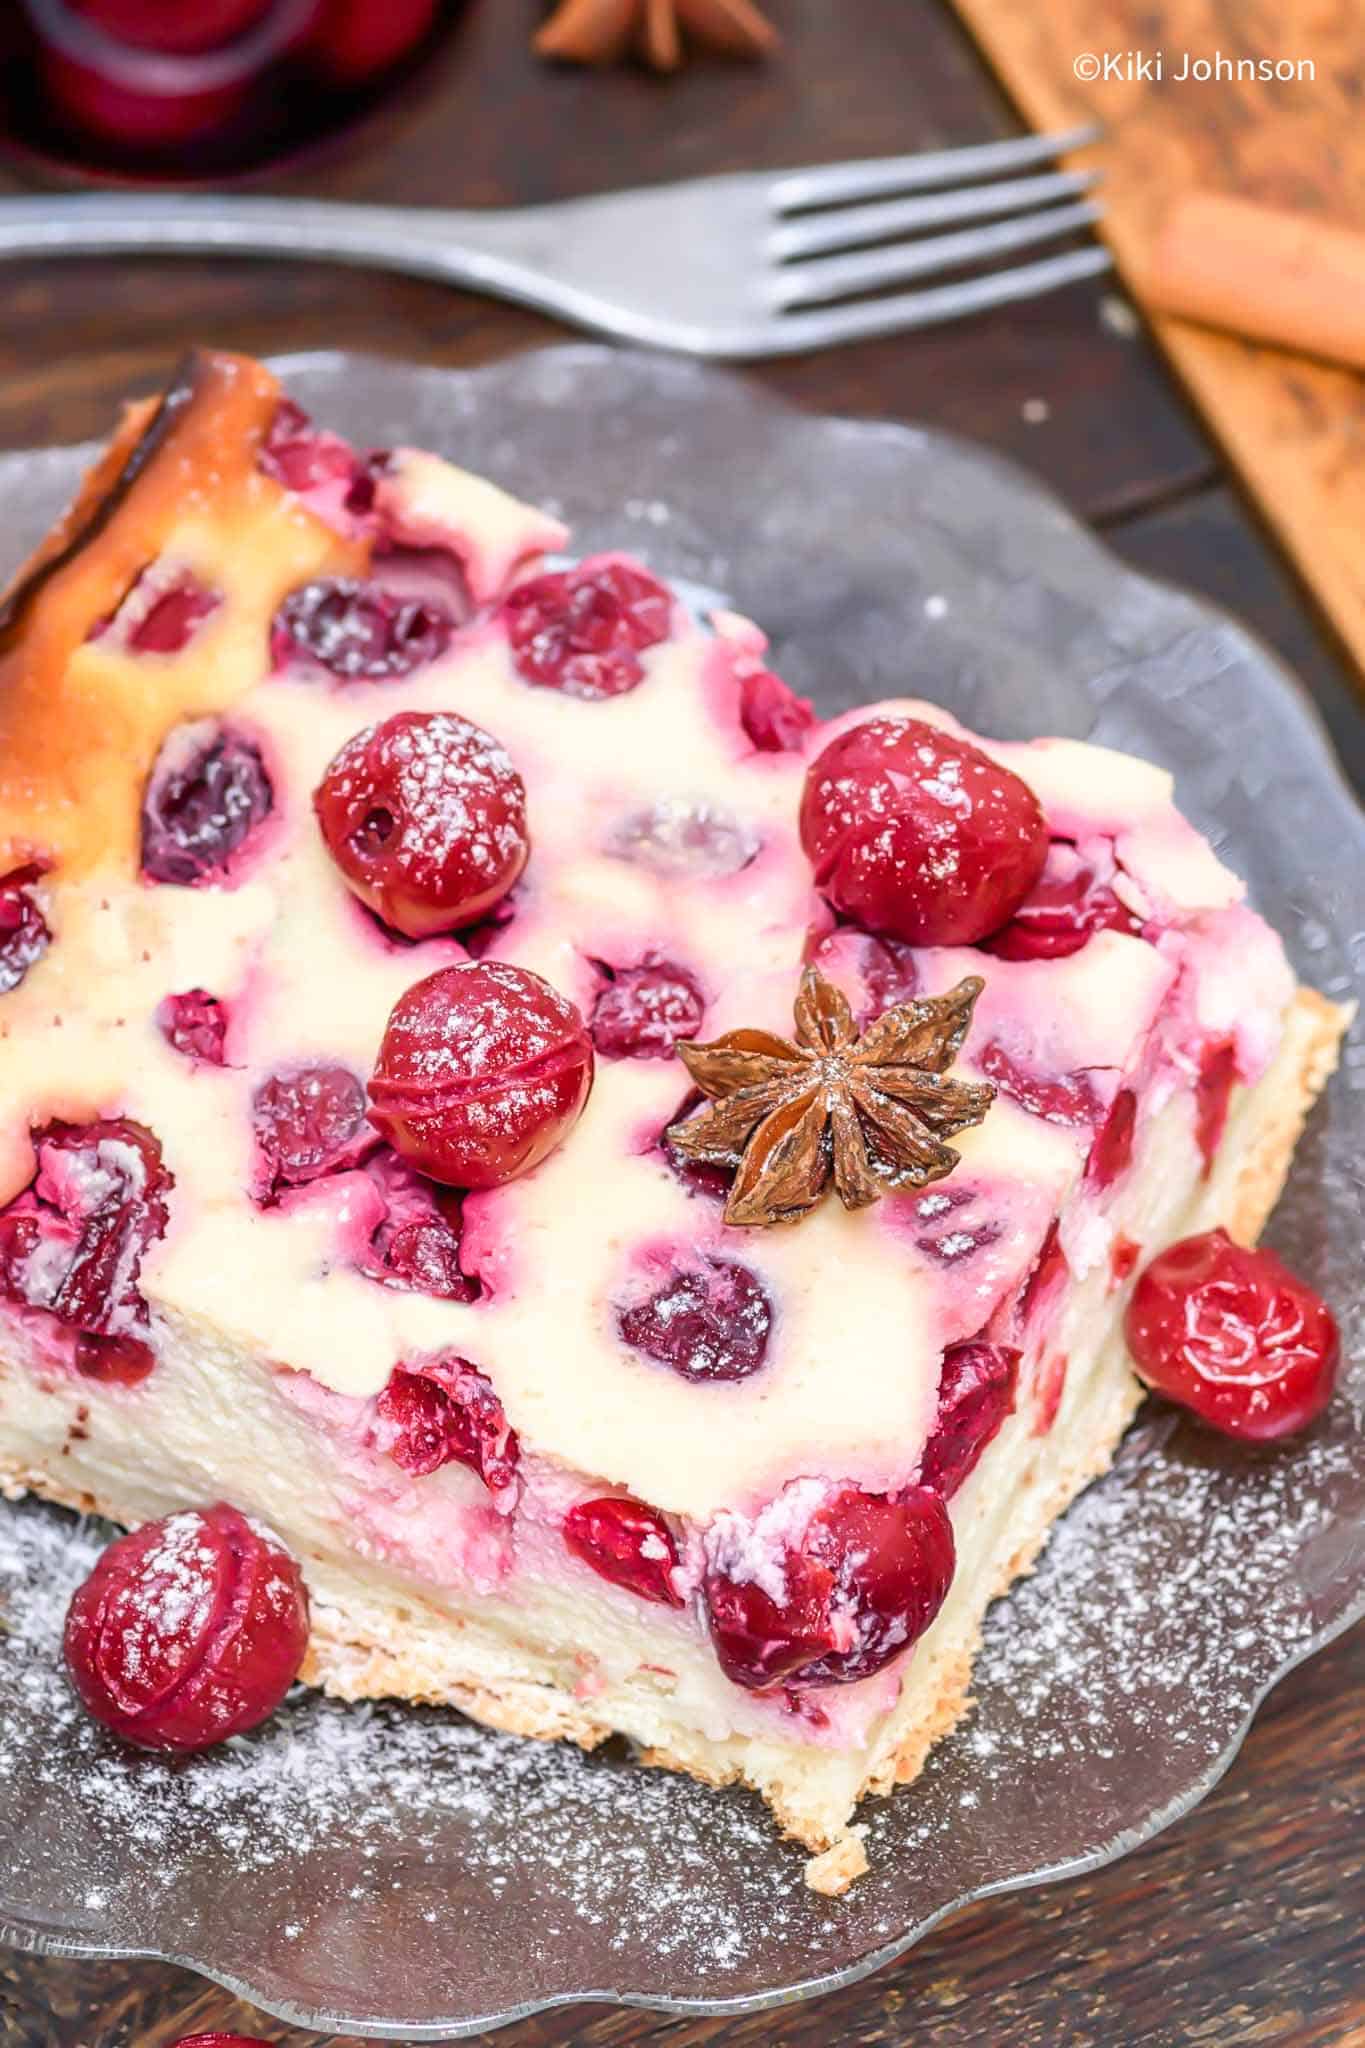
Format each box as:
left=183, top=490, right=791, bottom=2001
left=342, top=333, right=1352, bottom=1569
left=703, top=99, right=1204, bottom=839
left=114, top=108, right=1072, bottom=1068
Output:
left=1147, top=192, right=1365, bottom=372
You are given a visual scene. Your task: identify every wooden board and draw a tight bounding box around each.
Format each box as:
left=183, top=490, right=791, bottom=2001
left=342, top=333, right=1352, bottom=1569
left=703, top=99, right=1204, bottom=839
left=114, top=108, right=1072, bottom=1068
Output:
left=950, top=0, right=1365, bottom=684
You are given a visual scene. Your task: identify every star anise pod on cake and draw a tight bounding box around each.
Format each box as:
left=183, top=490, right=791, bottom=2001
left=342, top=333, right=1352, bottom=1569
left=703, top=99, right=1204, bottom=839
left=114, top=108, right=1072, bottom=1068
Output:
left=535, top=0, right=778, bottom=71
left=667, top=968, right=995, bottom=1228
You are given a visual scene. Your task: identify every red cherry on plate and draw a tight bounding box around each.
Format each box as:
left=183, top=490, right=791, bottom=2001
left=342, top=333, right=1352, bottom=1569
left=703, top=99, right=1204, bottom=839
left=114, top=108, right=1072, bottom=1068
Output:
left=563, top=1495, right=684, bottom=1607
left=1124, top=1228, right=1338, bottom=1441
left=368, top=961, right=594, bottom=1188
left=799, top=716, right=1047, bottom=946
left=314, top=710, right=528, bottom=939
left=705, top=1484, right=954, bottom=1690
left=502, top=558, right=672, bottom=700
left=64, top=1503, right=309, bottom=1753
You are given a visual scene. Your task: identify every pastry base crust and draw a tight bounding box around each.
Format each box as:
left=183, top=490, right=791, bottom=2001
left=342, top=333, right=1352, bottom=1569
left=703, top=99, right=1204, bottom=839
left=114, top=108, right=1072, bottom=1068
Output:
left=0, top=986, right=1347, bottom=1886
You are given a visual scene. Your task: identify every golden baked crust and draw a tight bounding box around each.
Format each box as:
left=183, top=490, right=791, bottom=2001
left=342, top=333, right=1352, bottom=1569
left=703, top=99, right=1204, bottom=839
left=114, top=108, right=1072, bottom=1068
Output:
left=0, top=349, right=365, bottom=880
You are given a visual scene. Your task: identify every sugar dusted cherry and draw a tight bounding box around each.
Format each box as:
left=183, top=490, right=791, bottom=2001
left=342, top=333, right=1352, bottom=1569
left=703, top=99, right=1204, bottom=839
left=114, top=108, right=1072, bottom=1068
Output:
left=141, top=720, right=272, bottom=886
left=314, top=710, right=528, bottom=939
left=1125, top=1229, right=1338, bottom=1441
left=258, top=397, right=361, bottom=494
left=563, top=1495, right=684, bottom=1607
left=502, top=558, right=672, bottom=700
left=368, top=962, right=593, bottom=1188
left=252, top=1064, right=375, bottom=1198
left=374, top=1358, right=518, bottom=1495
left=590, top=958, right=705, bottom=1060
left=0, top=1119, right=171, bottom=1342
left=157, top=988, right=227, bottom=1066
left=0, top=868, right=50, bottom=995
left=272, top=577, right=454, bottom=683
left=63, top=1503, right=309, bottom=1754
left=799, top=717, right=1047, bottom=946
left=618, top=1257, right=772, bottom=1384
left=704, top=1484, right=954, bottom=1691
left=919, top=1340, right=1020, bottom=1497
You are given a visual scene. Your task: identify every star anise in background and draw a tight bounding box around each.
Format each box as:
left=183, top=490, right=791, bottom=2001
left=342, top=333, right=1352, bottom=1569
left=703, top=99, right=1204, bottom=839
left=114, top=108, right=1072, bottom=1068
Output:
left=535, top=0, right=778, bottom=71
left=668, top=968, right=995, bottom=1228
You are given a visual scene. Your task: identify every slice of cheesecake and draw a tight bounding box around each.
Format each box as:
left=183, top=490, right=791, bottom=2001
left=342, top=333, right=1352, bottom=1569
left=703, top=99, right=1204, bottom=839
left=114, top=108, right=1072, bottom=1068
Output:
left=0, top=352, right=1345, bottom=1892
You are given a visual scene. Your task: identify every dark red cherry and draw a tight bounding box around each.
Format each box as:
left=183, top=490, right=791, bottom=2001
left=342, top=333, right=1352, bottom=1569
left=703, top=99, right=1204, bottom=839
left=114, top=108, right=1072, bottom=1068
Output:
left=252, top=1064, right=376, bottom=1199
left=314, top=710, right=528, bottom=939
left=272, top=578, right=455, bottom=682
left=982, top=841, right=1144, bottom=960
left=978, top=1040, right=1102, bottom=1128
left=373, top=1358, right=518, bottom=1495
left=258, top=398, right=360, bottom=494
left=1087, top=1087, right=1137, bottom=1188
left=157, top=989, right=227, bottom=1066
left=739, top=667, right=816, bottom=753
left=617, top=1258, right=772, bottom=1383
left=141, top=721, right=272, bottom=886
left=0, top=868, right=50, bottom=995
left=1125, top=1229, right=1338, bottom=1441
left=590, top=958, right=705, bottom=1060
left=1194, top=1038, right=1239, bottom=1177
left=919, top=1341, right=1020, bottom=1497
left=563, top=1496, right=684, bottom=1607
left=0, top=1119, right=171, bottom=1341
left=799, top=717, right=1047, bottom=946
left=63, top=1503, right=309, bottom=1753
left=368, top=962, right=594, bottom=1189
left=356, top=1149, right=478, bottom=1303
left=75, top=1332, right=156, bottom=1385
left=502, top=558, right=672, bottom=699
left=704, top=1484, right=955, bottom=1691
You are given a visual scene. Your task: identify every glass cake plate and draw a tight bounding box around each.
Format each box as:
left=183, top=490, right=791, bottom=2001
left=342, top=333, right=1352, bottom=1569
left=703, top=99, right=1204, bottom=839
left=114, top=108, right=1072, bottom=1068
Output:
left=0, top=347, right=1361, bottom=2040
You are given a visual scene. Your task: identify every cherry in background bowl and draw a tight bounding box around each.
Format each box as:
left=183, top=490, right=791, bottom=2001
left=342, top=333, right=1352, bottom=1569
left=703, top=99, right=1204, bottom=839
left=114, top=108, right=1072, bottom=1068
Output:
left=4, top=0, right=454, bottom=180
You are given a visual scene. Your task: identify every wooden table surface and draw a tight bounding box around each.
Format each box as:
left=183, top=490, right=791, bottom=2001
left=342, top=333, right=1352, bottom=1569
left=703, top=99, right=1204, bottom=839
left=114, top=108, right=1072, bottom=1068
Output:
left=1, top=4, right=1361, bottom=2044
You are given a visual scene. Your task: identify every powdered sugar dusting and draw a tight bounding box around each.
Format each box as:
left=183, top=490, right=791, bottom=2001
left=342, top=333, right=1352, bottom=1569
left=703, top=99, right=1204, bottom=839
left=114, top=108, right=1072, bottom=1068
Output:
left=0, top=1393, right=1357, bottom=2031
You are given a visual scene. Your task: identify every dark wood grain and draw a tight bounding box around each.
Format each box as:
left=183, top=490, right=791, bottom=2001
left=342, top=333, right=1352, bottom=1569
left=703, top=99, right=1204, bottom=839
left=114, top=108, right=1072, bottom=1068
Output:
left=0, top=1, right=1360, bottom=2043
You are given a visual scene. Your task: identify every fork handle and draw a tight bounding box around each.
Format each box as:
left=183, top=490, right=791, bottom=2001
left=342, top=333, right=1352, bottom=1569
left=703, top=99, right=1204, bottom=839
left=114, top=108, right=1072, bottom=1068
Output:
left=0, top=192, right=555, bottom=304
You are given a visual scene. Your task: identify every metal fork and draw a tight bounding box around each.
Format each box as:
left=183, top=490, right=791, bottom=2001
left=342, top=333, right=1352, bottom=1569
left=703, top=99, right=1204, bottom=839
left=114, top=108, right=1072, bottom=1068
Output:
left=0, top=127, right=1108, bottom=358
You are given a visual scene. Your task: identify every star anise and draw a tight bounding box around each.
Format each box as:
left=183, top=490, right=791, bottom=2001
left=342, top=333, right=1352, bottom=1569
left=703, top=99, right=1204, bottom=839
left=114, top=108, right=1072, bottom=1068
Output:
left=535, top=0, right=778, bottom=71
left=667, top=968, right=994, bottom=1228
